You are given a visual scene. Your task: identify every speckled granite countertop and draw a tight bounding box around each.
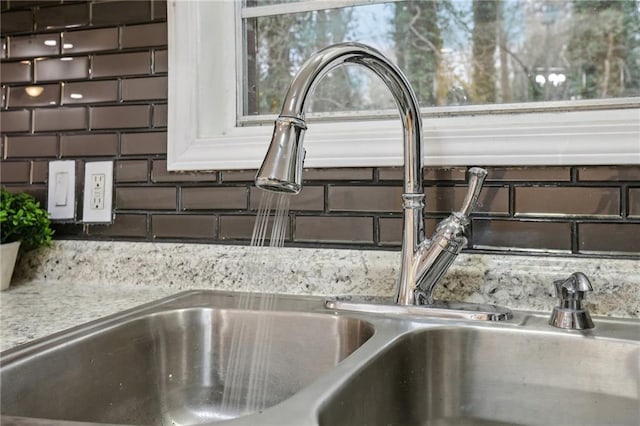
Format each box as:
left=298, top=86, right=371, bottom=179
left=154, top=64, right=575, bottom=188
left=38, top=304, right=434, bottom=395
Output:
left=1, top=240, right=638, bottom=352
left=0, top=280, right=178, bottom=351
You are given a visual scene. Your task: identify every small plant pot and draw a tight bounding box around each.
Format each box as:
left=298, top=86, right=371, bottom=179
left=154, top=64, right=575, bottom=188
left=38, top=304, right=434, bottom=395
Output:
left=1, top=241, right=21, bottom=291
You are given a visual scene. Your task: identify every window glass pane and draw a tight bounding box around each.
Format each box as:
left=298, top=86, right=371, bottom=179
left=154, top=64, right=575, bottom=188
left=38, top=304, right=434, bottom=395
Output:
left=243, top=0, right=640, bottom=115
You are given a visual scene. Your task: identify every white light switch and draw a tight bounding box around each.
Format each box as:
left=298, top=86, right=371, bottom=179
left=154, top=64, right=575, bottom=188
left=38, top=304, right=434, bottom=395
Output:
left=82, top=161, right=113, bottom=223
left=48, top=161, right=76, bottom=220
left=54, top=172, right=69, bottom=206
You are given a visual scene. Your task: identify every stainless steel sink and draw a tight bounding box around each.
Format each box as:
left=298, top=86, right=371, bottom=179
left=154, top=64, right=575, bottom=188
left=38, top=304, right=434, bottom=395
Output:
left=1, top=290, right=638, bottom=426
left=319, top=323, right=640, bottom=426
left=0, top=291, right=373, bottom=425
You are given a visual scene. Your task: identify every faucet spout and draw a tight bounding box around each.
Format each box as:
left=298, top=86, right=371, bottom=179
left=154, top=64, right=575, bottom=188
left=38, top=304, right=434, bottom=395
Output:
left=256, top=42, right=484, bottom=307
left=256, top=42, right=423, bottom=196
left=256, top=42, right=425, bottom=305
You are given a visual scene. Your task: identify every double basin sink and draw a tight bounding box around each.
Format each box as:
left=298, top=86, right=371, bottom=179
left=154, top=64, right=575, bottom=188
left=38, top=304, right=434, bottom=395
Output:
left=1, top=290, right=638, bottom=425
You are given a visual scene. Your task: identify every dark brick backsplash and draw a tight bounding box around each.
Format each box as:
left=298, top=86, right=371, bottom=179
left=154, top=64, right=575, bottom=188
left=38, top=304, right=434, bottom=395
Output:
left=0, top=161, right=30, bottom=183
left=1, top=9, right=33, bottom=34
left=219, top=215, right=290, bottom=241
left=90, top=105, right=151, bottom=129
left=8, top=83, right=60, bottom=107
left=578, top=223, right=640, bottom=254
left=92, top=51, right=151, bottom=78
left=154, top=49, right=167, bottom=73
left=91, top=0, right=153, bottom=27
left=152, top=214, right=217, bottom=240
left=62, top=27, right=119, bottom=54
left=473, top=219, right=573, bottom=252
left=1, top=1, right=638, bottom=257
left=60, top=133, right=118, bottom=157
left=30, top=160, right=49, bottom=183
left=152, top=0, right=167, bottom=20
left=1, top=109, right=31, bottom=132
left=515, top=187, right=621, bottom=217
left=295, top=216, right=374, bottom=243
left=1, top=61, right=31, bottom=83
left=221, top=170, right=259, bottom=183
left=151, top=104, right=166, bottom=127
left=425, top=186, right=509, bottom=214
left=329, top=186, right=403, bottom=212
left=88, top=213, right=147, bottom=238
left=181, top=187, right=248, bottom=211
left=378, top=217, right=440, bottom=245
left=577, top=166, right=640, bottom=182
left=120, top=132, right=166, bottom=155
left=120, top=22, right=166, bottom=49
left=485, top=166, right=571, bottom=182
left=34, top=107, right=86, bottom=131
left=629, top=188, right=640, bottom=218
left=116, top=186, right=176, bottom=210
left=378, top=217, right=403, bottom=245
left=250, top=186, right=325, bottom=212
left=121, top=76, right=167, bottom=101
left=62, top=80, right=119, bottom=105
left=35, top=56, right=90, bottom=82
left=115, top=160, right=148, bottom=183
left=35, top=3, right=90, bottom=31
left=8, top=34, right=59, bottom=58
left=4, top=134, right=57, bottom=158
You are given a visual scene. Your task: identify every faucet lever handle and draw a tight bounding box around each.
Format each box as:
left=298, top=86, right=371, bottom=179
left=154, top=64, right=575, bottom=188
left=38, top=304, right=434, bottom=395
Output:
left=458, top=167, right=488, bottom=217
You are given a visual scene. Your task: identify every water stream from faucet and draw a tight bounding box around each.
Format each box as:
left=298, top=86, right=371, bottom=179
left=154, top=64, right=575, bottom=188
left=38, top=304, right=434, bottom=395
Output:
left=220, top=190, right=291, bottom=419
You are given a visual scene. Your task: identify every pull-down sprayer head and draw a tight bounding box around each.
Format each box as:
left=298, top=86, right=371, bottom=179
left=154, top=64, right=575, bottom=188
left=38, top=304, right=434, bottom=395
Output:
left=255, top=117, right=307, bottom=194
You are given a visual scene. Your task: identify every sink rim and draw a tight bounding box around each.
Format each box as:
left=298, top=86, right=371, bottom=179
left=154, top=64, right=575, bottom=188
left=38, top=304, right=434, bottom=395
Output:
left=1, top=289, right=638, bottom=426
left=0, top=290, right=345, bottom=361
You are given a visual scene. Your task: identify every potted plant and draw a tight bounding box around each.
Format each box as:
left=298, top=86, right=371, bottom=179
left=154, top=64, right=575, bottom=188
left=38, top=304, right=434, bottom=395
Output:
left=1, top=188, right=54, bottom=290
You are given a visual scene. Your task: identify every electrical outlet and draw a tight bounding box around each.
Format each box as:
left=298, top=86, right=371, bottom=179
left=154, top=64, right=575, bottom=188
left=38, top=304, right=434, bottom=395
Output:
left=92, top=173, right=105, bottom=189
left=90, top=173, right=106, bottom=209
left=82, top=162, right=113, bottom=223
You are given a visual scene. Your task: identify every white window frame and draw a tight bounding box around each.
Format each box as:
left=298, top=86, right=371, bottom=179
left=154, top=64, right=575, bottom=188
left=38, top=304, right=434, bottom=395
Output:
left=167, top=0, right=640, bottom=172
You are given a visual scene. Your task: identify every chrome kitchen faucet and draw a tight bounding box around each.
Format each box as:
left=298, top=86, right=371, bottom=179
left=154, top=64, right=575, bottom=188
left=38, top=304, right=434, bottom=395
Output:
left=256, top=42, right=510, bottom=319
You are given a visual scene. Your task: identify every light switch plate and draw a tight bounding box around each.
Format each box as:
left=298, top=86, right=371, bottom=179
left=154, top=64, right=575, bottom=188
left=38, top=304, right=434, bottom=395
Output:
left=47, top=160, right=76, bottom=220
left=82, top=161, right=113, bottom=223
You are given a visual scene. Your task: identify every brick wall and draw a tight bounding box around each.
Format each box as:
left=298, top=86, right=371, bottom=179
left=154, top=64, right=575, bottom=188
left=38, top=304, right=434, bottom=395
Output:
left=1, top=0, right=639, bottom=256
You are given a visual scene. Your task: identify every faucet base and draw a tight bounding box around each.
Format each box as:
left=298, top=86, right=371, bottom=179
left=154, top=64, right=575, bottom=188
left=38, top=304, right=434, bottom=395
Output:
left=549, top=307, right=594, bottom=330
left=325, top=297, right=513, bottom=321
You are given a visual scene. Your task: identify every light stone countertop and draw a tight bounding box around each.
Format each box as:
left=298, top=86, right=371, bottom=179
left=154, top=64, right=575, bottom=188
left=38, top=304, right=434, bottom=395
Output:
left=0, top=280, right=178, bottom=351
left=1, top=240, right=638, bottom=352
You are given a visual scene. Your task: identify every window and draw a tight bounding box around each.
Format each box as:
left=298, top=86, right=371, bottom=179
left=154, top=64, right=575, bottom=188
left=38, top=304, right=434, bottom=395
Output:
left=167, top=0, right=639, bottom=171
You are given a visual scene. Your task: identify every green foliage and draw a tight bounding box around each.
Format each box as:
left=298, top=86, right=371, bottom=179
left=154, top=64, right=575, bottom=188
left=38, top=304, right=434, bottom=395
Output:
left=253, top=7, right=361, bottom=114
left=568, top=0, right=639, bottom=99
left=247, top=0, right=640, bottom=110
left=393, top=1, right=442, bottom=106
left=0, top=188, right=54, bottom=251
